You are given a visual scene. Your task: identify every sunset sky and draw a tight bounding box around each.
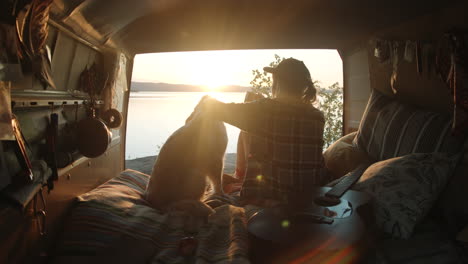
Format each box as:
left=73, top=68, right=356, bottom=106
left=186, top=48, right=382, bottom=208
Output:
left=132, top=49, right=343, bottom=90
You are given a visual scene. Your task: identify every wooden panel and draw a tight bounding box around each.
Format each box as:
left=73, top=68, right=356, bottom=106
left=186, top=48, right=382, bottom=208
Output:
left=342, top=49, right=371, bottom=134
left=67, top=44, right=92, bottom=92
left=46, top=26, right=59, bottom=58
left=87, top=49, right=98, bottom=67
left=51, top=33, right=76, bottom=91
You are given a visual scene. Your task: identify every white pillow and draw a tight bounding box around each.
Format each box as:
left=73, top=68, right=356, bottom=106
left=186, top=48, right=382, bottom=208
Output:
left=354, top=153, right=458, bottom=239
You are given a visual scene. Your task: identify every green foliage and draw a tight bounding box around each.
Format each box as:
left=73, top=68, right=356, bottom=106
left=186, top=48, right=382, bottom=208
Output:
left=249, top=54, right=283, bottom=98
left=249, top=55, right=343, bottom=149
left=316, top=82, right=343, bottom=149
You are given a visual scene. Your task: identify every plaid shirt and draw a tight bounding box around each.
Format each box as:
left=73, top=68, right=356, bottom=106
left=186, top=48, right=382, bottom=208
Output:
left=211, top=98, right=327, bottom=202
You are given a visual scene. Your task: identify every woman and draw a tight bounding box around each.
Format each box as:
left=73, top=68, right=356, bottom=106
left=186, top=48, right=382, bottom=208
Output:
left=199, top=58, right=328, bottom=206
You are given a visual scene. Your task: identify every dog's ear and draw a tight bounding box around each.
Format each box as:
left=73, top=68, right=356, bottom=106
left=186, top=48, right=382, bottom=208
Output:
left=186, top=96, right=214, bottom=124
left=185, top=111, right=197, bottom=124
left=199, top=95, right=212, bottom=102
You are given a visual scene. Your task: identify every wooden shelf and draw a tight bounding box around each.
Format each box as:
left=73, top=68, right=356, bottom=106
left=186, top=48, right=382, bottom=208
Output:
left=11, top=99, right=103, bottom=109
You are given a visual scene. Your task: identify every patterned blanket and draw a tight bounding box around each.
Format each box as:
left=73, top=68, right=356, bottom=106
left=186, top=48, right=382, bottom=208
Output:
left=55, top=170, right=258, bottom=263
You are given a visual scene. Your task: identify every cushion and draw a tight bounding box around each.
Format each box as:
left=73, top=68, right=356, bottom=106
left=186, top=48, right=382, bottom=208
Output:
left=432, top=139, right=468, bottom=237
left=353, top=89, right=462, bottom=161
left=457, top=224, right=468, bottom=243
left=353, top=153, right=458, bottom=239
left=376, top=218, right=468, bottom=264
left=323, top=131, right=371, bottom=179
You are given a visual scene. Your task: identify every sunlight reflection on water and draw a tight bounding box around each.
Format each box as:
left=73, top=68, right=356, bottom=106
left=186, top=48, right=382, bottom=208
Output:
left=125, top=92, right=246, bottom=159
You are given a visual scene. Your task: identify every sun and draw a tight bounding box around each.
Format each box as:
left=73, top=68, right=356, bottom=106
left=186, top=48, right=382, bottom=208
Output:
left=187, top=53, right=232, bottom=91
left=203, top=77, right=226, bottom=92
left=198, top=69, right=228, bottom=92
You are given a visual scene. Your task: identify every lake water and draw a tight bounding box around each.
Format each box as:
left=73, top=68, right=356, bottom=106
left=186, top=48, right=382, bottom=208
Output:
left=125, top=92, right=246, bottom=159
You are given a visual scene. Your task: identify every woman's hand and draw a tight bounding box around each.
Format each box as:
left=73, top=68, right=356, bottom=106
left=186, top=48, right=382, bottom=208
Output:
left=244, top=91, right=264, bottom=102
left=186, top=96, right=219, bottom=123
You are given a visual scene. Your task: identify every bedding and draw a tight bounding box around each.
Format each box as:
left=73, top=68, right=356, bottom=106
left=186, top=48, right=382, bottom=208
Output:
left=53, top=167, right=468, bottom=263
left=54, top=170, right=253, bottom=263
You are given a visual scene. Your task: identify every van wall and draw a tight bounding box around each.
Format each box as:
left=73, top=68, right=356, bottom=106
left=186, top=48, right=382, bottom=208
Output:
left=342, top=48, right=371, bottom=134
left=342, top=0, right=468, bottom=134
left=0, top=21, right=130, bottom=261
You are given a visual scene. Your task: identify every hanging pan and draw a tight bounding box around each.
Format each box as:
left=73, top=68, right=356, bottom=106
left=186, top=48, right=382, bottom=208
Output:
left=76, top=110, right=112, bottom=158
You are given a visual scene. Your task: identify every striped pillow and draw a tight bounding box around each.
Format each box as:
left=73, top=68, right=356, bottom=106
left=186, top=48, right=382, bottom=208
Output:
left=354, top=89, right=462, bottom=161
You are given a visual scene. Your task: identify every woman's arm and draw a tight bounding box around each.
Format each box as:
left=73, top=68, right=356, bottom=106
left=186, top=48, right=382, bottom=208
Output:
left=197, top=95, right=268, bottom=133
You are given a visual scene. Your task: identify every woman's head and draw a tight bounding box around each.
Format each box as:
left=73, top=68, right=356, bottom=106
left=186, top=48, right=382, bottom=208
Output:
left=264, top=58, right=316, bottom=104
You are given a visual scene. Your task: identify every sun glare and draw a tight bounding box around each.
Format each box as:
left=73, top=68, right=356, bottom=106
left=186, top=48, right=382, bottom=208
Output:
left=202, top=78, right=225, bottom=92
left=191, top=54, right=231, bottom=91
left=133, top=49, right=343, bottom=89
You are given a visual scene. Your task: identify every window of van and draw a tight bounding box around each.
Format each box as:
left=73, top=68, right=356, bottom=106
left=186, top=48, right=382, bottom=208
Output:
left=125, top=50, right=343, bottom=174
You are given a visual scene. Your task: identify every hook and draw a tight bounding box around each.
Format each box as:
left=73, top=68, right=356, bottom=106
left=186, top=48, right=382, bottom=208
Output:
left=49, top=101, right=55, bottom=115
left=74, top=102, right=79, bottom=123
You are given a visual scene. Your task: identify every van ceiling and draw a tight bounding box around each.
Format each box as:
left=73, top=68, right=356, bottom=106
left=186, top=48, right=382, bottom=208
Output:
left=50, top=0, right=461, bottom=55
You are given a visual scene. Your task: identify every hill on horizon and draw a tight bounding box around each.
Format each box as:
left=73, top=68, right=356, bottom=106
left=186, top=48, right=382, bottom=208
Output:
left=131, top=81, right=251, bottom=93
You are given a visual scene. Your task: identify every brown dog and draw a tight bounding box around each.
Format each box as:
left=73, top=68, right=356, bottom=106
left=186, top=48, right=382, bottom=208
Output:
left=145, top=97, right=227, bottom=215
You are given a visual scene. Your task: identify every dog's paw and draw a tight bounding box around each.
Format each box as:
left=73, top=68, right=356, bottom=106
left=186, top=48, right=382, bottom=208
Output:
left=205, top=199, right=225, bottom=209
left=204, top=193, right=239, bottom=208
left=168, top=200, right=215, bottom=217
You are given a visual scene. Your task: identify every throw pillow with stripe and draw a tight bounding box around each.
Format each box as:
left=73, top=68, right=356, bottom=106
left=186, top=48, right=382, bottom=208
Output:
left=353, top=89, right=462, bottom=161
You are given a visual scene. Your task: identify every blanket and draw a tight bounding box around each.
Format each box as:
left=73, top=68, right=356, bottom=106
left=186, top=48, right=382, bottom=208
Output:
left=54, top=170, right=257, bottom=264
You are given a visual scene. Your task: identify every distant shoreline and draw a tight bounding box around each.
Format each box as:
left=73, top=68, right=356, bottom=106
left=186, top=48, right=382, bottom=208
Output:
left=131, top=81, right=250, bottom=93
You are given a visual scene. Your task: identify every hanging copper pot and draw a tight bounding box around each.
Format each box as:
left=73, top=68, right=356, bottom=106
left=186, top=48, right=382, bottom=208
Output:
left=76, top=114, right=112, bottom=158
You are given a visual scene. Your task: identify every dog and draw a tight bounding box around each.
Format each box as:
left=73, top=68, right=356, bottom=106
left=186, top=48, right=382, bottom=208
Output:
left=145, top=96, right=228, bottom=216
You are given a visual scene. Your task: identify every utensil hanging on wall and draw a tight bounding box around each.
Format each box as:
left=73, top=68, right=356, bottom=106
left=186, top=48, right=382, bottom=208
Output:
left=77, top=61, right=112, bottom=158
left=416, top=41, right=422, bottom=75
left=101, top=108, right=123, bottom=129
left=374, top=39, right=390, bottom=63
left=390, top=41, right=401, bottom=94
left=76, top=107, right=112, bottom=158
left=11, top=115, right=33, bottom=185
left=404, top=41, right=416, bottom=62
left=45, top=113, right=58, bottom=192
left=99, top=71, right=123, bottom=129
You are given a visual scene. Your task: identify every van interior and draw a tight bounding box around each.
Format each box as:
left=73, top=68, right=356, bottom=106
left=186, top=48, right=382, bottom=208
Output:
left=0, top=0, right=467, bottom=263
